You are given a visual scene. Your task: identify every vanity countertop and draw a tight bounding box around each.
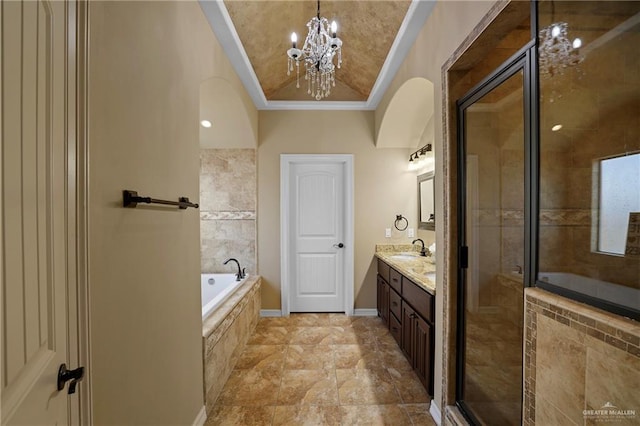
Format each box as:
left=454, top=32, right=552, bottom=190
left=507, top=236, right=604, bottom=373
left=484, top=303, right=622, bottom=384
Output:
left=375, top=246, right=436, bottom=295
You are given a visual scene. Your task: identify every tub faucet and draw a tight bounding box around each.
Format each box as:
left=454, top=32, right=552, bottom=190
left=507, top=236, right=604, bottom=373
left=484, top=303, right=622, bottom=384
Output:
left=223, top=258, right=244, bottom=281
left=412, top=238, right=430, bottom=257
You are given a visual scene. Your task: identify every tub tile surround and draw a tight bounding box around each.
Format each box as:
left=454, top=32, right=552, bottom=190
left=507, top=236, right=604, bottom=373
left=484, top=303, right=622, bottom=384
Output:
left=200, top=149, right=256, bottom=275
left=203, top=275, right=261, bottom=415
left=524, top=288, right=640, bottom=426
left=205, top=314, right=437, bottom=426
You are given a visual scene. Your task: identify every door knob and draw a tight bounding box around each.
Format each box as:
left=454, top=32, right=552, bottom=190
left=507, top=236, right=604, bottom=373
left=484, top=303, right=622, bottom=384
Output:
left=333, top=243, right=344, bottom=248
left=57, top=363, right=85, bottom=394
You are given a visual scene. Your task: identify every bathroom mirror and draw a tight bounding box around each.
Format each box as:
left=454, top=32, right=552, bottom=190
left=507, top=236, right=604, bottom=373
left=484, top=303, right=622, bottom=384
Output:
left=418, top=172, right=435, bottom=230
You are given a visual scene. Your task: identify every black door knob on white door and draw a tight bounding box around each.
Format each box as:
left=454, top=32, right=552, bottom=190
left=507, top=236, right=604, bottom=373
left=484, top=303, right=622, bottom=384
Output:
left=333, top=243, right=344, bottom=248
left=57, top=363, right=85, bottom=394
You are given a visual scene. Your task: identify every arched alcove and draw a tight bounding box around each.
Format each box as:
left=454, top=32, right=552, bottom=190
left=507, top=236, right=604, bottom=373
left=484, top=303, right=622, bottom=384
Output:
left=376, top=77, right=434, bottom=149
left=199, top=77, right=256, bottom=148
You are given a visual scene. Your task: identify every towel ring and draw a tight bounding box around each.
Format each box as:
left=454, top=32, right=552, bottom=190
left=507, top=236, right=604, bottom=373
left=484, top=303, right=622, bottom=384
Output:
left=394, top=214, right=408, bottom=231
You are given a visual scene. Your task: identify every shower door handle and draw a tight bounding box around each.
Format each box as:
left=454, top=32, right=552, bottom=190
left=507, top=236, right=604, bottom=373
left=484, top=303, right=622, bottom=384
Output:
left=333, top=243, right=344, bottom=249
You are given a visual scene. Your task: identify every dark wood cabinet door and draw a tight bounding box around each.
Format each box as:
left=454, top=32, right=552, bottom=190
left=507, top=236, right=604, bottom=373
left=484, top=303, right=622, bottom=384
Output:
left=377, top=275, right=390, bottom=326
left=401, top=302, right=415, bottom=365
left=414, top=314, right=433, bottom=396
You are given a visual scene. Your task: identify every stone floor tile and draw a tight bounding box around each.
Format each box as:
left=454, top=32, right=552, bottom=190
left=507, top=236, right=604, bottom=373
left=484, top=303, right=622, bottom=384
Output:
left=289, top=326, right=334, bottom=345
left=277, top=369, right=339, bottom=405
left=401, top=403, right=437, bottom=426
left=205, top=405, right=275, bottom=425
left=272, top=405, right=341, bottom=425
left=234, top=344, right=287, bottom=372
left=340, top=404, right=412, bottom=425
left=216, top=369, right=282, bottom=406
left=285, top=344, right=335, bottom=370
left=247, top=326, right=294, bottom=345
left=336, top=368, right=402, bottom=405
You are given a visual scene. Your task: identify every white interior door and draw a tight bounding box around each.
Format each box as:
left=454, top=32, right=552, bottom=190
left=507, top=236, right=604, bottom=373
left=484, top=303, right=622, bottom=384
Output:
left=1, top=1, right=82, bottom=423
left=282, top=156, right=353, bottom=313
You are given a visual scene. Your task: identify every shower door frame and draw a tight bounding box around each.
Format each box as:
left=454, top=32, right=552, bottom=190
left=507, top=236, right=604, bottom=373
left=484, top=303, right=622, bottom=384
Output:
left=454, top=39, right=539, bottom=424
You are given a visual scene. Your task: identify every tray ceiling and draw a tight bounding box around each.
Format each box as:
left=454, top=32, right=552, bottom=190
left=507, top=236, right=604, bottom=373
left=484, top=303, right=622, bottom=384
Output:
left=200, top=0, right=436, bottom=109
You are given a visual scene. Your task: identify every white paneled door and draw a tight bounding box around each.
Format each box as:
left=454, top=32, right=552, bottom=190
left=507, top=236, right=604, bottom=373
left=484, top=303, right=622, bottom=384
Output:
left=282, top=156, right=353, bottom=314
left=1, top=1, right=85, bottom=424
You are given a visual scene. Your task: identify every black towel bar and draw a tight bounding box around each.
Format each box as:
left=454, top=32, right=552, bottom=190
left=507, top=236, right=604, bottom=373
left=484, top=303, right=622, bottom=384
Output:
left=123, top=190, right=199, bottom=209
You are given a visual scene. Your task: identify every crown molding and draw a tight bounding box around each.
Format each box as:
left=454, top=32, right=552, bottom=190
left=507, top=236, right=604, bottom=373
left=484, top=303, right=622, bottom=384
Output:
left=199, top=0, right=436, bottom=111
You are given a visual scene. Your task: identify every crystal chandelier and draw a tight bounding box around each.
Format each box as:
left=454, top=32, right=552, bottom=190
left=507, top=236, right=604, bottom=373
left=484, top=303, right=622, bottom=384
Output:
left=538, top=22, right=583, bottom=77
left=286, top=0, right=342, bottom=100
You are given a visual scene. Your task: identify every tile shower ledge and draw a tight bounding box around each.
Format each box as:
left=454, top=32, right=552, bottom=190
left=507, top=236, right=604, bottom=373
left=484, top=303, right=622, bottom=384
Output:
left=375, top=251, right=436, bottom=295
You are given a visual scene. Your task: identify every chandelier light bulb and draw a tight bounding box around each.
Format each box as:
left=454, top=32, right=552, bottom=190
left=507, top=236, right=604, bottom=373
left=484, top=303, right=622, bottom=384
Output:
left=285, top=0, right=342, bottom=100
left=539, top=22, right=584, bottom=78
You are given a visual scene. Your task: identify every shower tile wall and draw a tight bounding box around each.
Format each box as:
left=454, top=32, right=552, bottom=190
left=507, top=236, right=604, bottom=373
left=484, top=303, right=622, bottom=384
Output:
left=200, top=149, right=256, bottom=274
left=524, top=287, right=640, bottom=426
left=538, top=8, right=640, bottom=290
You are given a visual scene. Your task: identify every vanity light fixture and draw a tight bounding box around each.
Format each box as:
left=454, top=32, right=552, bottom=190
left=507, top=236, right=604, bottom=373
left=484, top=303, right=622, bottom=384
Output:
left=408, top=144, right=433, bottom=171
left=200, top=120, right=212, bottom=128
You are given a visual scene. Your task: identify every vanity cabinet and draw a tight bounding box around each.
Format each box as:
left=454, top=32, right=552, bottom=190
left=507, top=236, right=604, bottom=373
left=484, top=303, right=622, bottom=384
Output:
left=377, top=258, right=434, bottom=396
left=377, top=275, right=390, bottom=326
left=403, top=302, right=432, bottom=391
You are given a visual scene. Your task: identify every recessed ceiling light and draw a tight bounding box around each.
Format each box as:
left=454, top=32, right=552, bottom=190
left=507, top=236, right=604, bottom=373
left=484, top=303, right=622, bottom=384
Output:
left=200, top=120, right=212, bottom=128
left=552, top=124, right=563, bottom=132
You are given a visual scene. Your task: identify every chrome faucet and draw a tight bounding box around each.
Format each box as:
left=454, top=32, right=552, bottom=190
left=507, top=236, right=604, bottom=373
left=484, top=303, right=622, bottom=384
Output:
left=412, top=238, right=430, bottom=257
left=223, top=258, right=244, bottom=281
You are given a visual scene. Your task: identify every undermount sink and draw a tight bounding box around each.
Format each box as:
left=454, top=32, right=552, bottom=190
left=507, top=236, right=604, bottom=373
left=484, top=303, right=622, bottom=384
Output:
left=388, top=253, right=418, bottom=260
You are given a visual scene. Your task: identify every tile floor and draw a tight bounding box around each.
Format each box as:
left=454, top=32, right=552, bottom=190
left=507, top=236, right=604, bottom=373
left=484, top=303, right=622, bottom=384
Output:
left=205, top=313, right=437, bottom=425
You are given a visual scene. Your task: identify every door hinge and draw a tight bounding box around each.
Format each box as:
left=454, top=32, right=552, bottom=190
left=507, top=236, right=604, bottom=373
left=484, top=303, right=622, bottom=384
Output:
left=460, top=246, right=468, bottom=269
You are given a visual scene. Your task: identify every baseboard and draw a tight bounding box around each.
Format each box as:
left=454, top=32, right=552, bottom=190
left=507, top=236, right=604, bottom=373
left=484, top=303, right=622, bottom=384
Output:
left=430, top=402, right=442, bottom=425
left=193, top=406, right=207, bottom=426
left=353, top=308, right=378, bottom=316
left=261, top=309, right=377, bottom=317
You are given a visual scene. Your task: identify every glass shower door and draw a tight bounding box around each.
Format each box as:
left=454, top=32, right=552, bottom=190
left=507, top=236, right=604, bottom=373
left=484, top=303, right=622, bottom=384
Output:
left=457, top=68, right=525, bottom=425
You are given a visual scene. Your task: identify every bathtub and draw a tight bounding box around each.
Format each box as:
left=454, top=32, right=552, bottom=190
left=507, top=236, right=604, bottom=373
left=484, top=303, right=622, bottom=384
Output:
left=538, top=272, right=638, bottom=311
left=201, top=273, right=246, bottom=319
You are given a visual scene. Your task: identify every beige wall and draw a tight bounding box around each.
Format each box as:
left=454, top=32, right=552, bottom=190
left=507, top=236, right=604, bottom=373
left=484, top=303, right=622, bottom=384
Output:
left=88, top=1, right=256, bottom=424
left=377, top=0, right=497, bottom=412
left=257, top=110, right=423, bottom=311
